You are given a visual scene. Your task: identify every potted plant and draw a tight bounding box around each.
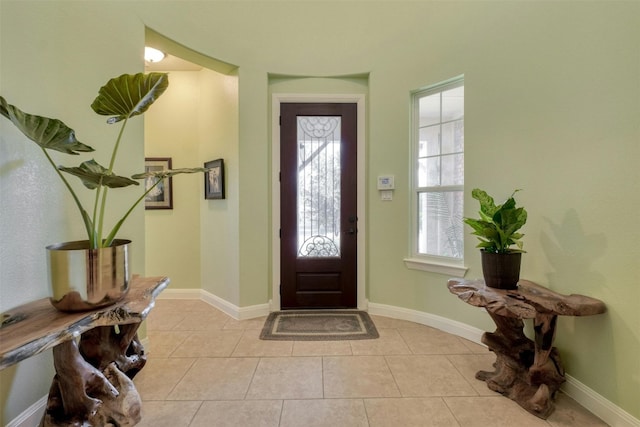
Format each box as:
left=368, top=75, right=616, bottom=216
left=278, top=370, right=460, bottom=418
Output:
left=464, top=188, right=527, bottom=289
left=1, top=72, right=209, bottom=311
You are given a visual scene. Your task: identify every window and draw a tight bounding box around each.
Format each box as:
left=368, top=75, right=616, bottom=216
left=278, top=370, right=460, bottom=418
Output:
left=406, top=77, right=466, bottom=275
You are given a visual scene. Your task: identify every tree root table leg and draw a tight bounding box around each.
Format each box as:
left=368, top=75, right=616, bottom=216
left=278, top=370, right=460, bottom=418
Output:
left=40, top=324, right=144, bottom=427
left=447, top=278, right=606, bottom=420
left=0, top=276, right=168, bottom=426
left=477, top=311, right=565, bottom=419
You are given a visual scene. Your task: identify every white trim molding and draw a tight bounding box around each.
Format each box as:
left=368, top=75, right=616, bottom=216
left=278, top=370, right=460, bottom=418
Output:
left=368, top=301, right=485, bottom=344
left=562, top=374, right=640, bottom=427
left=403, top=257, right=468, bottom=277
left=158, top=288, right=270, bottom=320
left=157, top=288, right=201, bottom=299
left=6, top=395, right=47, bottom=427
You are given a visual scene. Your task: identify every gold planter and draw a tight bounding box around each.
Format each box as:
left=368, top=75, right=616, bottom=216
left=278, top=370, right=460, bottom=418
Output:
left=46, top=239, right=131, bottom=312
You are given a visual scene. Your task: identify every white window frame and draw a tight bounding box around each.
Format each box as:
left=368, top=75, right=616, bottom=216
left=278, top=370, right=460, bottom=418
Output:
left=404, top=76, right=468, bottom=277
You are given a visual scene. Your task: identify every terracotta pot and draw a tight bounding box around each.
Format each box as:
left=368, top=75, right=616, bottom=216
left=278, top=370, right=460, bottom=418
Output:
left=480, top=250, right=521, bottom=290
left=46, top=239, right=131, bottom=312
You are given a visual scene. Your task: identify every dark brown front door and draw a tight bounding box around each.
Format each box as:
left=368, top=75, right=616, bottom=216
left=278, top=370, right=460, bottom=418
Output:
left=280, top=103, right=357, bottom=309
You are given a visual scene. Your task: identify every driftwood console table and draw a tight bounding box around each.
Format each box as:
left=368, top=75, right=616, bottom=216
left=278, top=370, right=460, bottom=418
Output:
left=447, top=278, right=605, bottom=419
left=0, top=276, right=169, bottom=426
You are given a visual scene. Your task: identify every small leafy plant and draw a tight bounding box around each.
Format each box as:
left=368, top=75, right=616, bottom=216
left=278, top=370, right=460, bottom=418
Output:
left=1, top=73, right=208, bottom=249
left=464, top=188, right=527, bottom=253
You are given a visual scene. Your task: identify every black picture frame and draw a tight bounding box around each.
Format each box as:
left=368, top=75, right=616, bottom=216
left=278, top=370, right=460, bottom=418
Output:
left=204, top=158, right=225, bottom=200
left=144, top=157, right=173, bottom=209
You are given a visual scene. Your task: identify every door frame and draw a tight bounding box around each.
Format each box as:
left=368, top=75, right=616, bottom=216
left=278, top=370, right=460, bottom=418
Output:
left=271, top=93, right=367, bottom=311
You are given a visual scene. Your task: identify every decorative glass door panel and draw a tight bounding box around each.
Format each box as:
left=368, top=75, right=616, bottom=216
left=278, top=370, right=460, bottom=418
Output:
left=297, top=116, right=341, bottom=258
left=280, top=103, right=357, bottom=309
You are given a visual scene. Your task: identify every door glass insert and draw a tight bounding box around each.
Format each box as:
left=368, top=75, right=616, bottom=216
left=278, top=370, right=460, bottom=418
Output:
left=297, top=116, right=341, bottom=258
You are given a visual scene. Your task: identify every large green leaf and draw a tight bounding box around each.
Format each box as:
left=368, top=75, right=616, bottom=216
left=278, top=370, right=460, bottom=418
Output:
left=91, top=73, right=169, bottom=124
left=502, top=207, right=527, bottom=235
left=60, top=159, right=139, bottom=189
left=132, top=167, right=210, bottom=180
left=0, top=96, right=94, bottom=154
left=471, top=188, right=498, bottom=218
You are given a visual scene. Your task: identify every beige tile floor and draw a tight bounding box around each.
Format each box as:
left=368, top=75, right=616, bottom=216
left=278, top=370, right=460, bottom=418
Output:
left=134, top=299, right=608, bottom=427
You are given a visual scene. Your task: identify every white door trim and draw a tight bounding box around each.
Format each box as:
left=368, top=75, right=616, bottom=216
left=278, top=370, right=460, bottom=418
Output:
left=271, top=93, right=367, bottom=311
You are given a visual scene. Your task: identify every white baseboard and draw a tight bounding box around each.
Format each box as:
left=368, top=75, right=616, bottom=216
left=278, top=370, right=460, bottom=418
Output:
left=199, top=289, right=241, bottom=319
left=159, top=287, right=270, bottom=320
left=9, top=296, right=638, bottom=427
left=368, top=302, right=485, bottom=345
left=199, top=289, right=270, bottom=320
left=237, top=301, right=271, bottom=320
left=6, top=395, right=47, bottom=427
left=156, top=288, right=202, bottom=300
left=563, top=374, right=640, bottom=427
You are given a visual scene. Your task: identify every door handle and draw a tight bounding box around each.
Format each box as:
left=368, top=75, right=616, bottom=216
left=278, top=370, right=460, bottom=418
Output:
left=346, top=228, right=357, bottom=235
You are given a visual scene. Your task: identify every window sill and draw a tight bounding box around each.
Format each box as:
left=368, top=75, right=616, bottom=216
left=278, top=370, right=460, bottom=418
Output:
left=403, top=257, right=468, bottom=277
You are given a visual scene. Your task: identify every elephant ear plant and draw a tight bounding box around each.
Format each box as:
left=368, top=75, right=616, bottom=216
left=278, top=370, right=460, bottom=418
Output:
left=464, top=188, right=528, bottom=253
left=0, top=72, right=209, bottom=249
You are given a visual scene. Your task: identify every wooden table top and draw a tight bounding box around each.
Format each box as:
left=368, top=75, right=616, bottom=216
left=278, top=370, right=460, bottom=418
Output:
left=447, top=278, right=606, bottom=319
left=0, top=276, right=169, bottom=370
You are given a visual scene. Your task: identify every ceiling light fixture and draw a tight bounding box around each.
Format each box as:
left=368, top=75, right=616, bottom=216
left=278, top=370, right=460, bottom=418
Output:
left=144, top=47, right=166, bottom=63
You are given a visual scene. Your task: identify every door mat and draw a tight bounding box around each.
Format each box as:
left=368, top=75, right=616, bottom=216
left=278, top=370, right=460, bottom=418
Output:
left=260, top=310, right=379, bottom=341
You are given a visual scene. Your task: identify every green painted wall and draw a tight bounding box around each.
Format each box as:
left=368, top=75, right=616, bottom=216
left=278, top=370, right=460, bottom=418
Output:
left=0, top=2, right=146, bottom=423
left=144, top=71, right=203, bottom=289
left=143, top=31, right=241, bottom=302
left=199, top=69, right=241, bottom=304
left=1, top=0, right=638, bottom=422
left=143, top=68, right=240, bottom=297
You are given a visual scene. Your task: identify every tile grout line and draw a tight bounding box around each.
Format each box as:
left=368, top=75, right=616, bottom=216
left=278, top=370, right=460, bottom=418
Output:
left=395, top=326, right=416, bottom=355
left=277, top=399, right=285, bottom=427
left=321, top=355, right=326, bottom=399
left=229, top=328, right=248, bottom=358
left=159, top=356, right=198, bottom=401
left=444, top=353, right=483, bottom=397
left=382, top=350, right=404, bottom=399
left=241, top=353, right=262, bottom=401
left=186, top=400, right=205, bottom=427
left=440, top=397, right=463, bottom=427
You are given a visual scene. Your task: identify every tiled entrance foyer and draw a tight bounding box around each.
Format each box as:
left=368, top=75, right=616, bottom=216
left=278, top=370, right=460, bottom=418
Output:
left=134, top=299, right=607, bottom=427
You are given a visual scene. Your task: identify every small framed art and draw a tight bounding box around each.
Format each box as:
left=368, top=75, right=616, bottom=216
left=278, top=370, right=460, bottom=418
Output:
left=144, top=157, right=173, bottom=209
left=204, top=158, right=225, bottom=200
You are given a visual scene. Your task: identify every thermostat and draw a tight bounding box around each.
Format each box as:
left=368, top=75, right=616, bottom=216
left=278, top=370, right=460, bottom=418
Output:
left=377, top=175, right=395, bottom=190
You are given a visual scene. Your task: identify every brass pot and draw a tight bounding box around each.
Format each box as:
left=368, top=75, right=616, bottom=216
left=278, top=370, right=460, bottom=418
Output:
left=46, top=239, right=131, bottom=312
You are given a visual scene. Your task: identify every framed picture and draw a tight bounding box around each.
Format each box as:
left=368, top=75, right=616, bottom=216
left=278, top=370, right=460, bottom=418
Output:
left=204, top=158, right=225, bottom=200
left=144, top=157, right=173, bottom=209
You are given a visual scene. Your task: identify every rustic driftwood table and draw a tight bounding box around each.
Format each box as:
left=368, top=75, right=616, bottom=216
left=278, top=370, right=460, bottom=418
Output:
left=0, top=276, right=169, bottom=426
left=447, top=278, right=605, bottom=419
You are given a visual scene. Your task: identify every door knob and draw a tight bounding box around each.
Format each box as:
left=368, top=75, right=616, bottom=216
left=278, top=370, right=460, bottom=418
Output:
left=346, top=228, right=357, bottom=235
